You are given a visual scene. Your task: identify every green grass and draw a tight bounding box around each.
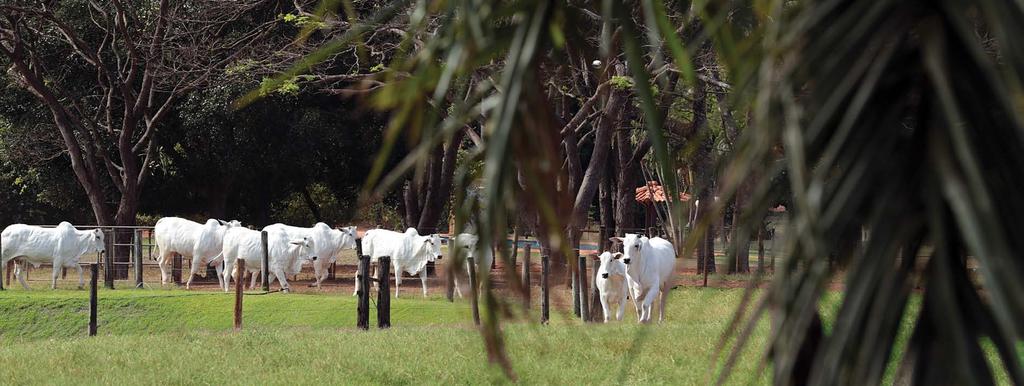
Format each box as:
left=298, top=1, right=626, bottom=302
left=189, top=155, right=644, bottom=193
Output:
left=0, top=286, right=771, bottom=385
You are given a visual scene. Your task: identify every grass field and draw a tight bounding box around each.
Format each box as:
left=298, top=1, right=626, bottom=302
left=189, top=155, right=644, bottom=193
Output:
left=0, top=286, right=774, bottom=385
left=0, top=284, right=1016, bottom=385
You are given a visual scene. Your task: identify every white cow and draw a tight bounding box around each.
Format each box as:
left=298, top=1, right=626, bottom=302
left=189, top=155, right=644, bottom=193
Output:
left=356, top=228, right=442, bottom=297
left=594, top=251, right=629, bottom=323
left=611, top=233, right=676, bottom=323
left=1, top=222, right=105, bottom=289
left=451, top=233, right=494, bottom=298
left=262, top=223, right=357, bottom=288
left=221, top=227, right=314, bottom=293
left=154, top=217, right=240, bottom=289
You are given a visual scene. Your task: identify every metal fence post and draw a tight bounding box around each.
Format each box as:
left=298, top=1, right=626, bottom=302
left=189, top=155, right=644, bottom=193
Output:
left=133, top=229, right=143, bottom=288
left=377, top=256, right=391, bottom=329
left=261, top=231, right=270, bottom=292
left=89, top=263, right=98, bottom=336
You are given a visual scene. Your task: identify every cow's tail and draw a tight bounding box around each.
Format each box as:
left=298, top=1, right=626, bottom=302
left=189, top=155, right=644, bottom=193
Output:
left=210, top=253, right=224, bottom=265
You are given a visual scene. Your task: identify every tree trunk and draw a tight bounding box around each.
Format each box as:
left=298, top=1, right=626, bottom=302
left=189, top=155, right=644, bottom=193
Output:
left=301, top=185, right=323, bottom=222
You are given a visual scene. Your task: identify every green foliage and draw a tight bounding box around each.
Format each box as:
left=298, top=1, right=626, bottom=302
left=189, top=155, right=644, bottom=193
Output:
left=259, top=76, right=301, bottom=96
left=279, top=13, right=327, bottom=29
left=271, top=183, right=352, bottom=225
left=609, top=75, right=635, bottom=90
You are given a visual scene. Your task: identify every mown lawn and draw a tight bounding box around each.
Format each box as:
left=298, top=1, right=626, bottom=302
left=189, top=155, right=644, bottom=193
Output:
left=0, top=286, right=773, bottom=385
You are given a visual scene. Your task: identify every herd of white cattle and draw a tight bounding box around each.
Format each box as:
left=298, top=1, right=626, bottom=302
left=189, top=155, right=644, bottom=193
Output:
left=1, top=219, right=679, bottom=323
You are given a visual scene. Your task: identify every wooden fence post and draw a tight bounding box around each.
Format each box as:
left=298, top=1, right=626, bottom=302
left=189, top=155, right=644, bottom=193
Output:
left=234, top=259, right=245, bottom=331
left=541, top=254, right=550, bottom=325
left=261, top=231, right=270, bottom=292
left=133, top=229, right=143, bottom=288
left=377, top=256, right=391, bottom=329
left=591, top=257, right=603, bottom=322
left=89, top=263, right=98, bottom=336
left=468, top=256, right=480, bottom=326
left=328, top=262, right=336, bottom=280
left=578, top=252, right=589, bottom=321
left=172, top=253, right=182, bottom=285
left=521, top=244, right=531, bottom=309
left=356, top=254, right=370, bottom=330
left=5, top=261, right=11, bottom=288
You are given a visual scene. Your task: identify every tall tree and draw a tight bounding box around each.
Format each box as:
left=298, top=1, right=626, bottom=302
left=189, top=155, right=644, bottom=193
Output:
left=0, top=1, right=277, bottom=228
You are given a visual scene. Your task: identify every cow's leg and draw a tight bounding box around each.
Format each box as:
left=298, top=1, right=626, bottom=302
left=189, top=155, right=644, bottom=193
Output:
left=454, top=277, right=463, bottom=298
left=15, top=261, right=30, bottom=290
left=394, top=270, right=402, bottom=298
left=157, top=251, right=173, bottom=286
left=640, top=283, right=660, bottom=323
left=600, top=294, right=611, bottom=323
left=249, top=269, right=260, bottom=290
left=420, top=269, right=428, bottom=297
left=373, top=264, right=380, bottom=290
left=630, top=287, right=642, bottom=322
left=616, top=287, right=628, bottom=321
left=221, top=260, right=233, bottom=292
left=272, top=267, right=290, bottom=292
left=184, top=256, right=202, bottom=289
left=214, top=261, right=225, bottom=291
left=51, top=263, right=61, bottom=289
left=658, top=284, right=670, bottom=323
left=76, top=264, right=85, bottom=289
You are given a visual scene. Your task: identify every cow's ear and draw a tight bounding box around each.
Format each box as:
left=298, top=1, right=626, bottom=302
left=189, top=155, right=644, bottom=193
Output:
left=289, top=239, right=304, bottom=245
left=609, top=237, right=623, bottom=244
left=612, top=252, right=623, bottom=260
left=590, top=253, right=601, bottom=261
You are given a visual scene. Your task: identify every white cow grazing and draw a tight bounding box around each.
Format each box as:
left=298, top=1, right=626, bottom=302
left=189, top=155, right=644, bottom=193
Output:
left=262, top=223, right=357, bottom=288
left=451, top=233, right=494, bottom=298
left=1, top=222, right=105, bottom=289
left=611, top=234, right=676, bottom=323
left=356, top=228, right=442, bottom=298
left=595, top=251, right=629, bottom=323
left=221, top=227, right=314, bottom=292
left=154, top=217, right=240, bottom=289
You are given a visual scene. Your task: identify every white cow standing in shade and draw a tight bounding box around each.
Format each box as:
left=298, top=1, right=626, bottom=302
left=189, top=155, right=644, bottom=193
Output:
left=262, top=223, right=357, bottom=288
left=154, top=217, right=240, bottom=289
left=450, top=233, right=494, bottom=298
left=1, top=222, right=106, bottom=289
left=594, top=251, right=629, bottom=323
left=355, top=228, right=442, bottom=298
left=611, top=233, right=676, bottom=323
left=221, top=227, right=315, bottom=293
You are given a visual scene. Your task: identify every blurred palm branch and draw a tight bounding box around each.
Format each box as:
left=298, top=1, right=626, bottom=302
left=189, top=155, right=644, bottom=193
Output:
left=257, top=0, right=1024, bottom=383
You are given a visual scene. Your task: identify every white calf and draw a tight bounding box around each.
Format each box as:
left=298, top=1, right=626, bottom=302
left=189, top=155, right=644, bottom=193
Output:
left=1, top=222, right=105, bottom=289
left=611, top=233, right=676, bottom=323
left=595, top=251, right=628, bottom=322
